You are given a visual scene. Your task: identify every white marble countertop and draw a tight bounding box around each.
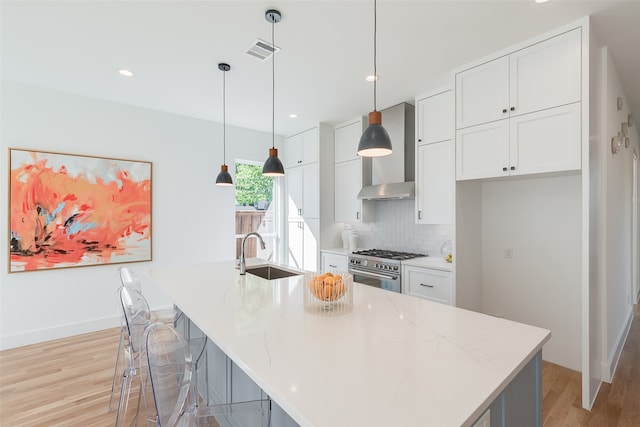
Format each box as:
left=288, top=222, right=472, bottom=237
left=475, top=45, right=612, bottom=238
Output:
left=401, top=256, right=453, bottom=272
left=148, top=260, right=549, bottom=427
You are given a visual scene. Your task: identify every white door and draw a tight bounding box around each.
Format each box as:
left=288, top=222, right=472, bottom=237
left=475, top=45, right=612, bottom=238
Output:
left=456, top=55, right=509, bottom=129
left=335, top=120, right=362, bottom=163
left=335, top=159, right=361, bottom=223
left=287, top=220, right=304, bottom=270
left=302, top=162, right=319, bottom=219
left=303, top=219, right=319, bottom=272
left=417, top=140, right=453, bottom=224
left=417, top=90, right=453, bottom=145
left=509, top=28, right=581, bottom=117
left=456, top=119, right=510, bottom=180
left=509, top=102, right=581, bottom=176
left=301, top=127, right=319, bottom=165
left=285, top=133, right=302, bottom=168
left=287, top=166, right=303, bottom=219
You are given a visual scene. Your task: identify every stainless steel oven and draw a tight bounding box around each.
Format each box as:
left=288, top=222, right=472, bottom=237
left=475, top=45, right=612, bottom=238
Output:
left=348, top=249, right=426, bottom=293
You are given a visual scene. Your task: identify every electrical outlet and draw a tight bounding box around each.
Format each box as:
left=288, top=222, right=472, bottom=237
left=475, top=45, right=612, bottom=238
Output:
left=504, top=247, right=513, bottom=259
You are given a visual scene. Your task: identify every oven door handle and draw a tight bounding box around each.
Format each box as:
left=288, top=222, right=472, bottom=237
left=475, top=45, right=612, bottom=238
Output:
left=349, top=268, right=398, bottom=281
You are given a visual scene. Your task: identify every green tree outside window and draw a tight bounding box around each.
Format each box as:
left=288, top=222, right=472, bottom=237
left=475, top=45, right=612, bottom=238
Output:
left=235, top=163, right=273, bottom=207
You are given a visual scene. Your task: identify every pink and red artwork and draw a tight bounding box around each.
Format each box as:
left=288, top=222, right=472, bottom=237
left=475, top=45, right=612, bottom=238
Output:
left=9, top=149, right=152, bottom=272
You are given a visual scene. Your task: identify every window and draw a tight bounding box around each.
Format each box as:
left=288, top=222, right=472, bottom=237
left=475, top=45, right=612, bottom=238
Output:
left=234, top=162, right=280, bottom=261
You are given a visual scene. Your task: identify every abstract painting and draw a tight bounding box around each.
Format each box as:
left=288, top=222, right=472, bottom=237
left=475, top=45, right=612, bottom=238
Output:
left=9, top=149, right=152, bottom=272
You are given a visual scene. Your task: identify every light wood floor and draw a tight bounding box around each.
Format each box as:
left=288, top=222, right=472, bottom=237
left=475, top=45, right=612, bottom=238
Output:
left=1, top=306, right=638, bottom=427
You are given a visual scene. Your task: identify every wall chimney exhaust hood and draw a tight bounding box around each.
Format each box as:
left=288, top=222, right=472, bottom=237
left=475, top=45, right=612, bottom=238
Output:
left=357, top=103, right=415, bottom=200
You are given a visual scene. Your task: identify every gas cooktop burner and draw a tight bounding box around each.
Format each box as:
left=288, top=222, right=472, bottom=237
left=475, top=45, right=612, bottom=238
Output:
left=351, top=249, right=427, bottom=261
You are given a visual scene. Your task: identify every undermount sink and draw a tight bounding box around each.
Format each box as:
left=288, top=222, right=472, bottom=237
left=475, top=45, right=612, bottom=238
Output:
left=246, top=265, right=302, bottom=280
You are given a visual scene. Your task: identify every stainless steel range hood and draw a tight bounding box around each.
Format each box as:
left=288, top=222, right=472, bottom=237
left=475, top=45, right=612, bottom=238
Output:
left=357, top=103, right=415, bottom=200
left=357, top=181, right=415, bottom=200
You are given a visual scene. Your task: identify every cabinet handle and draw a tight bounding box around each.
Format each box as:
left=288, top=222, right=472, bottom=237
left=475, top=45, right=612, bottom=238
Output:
left=502, top=167, right=508, bottom=172
left=356, top=211, right=360, bottom=220
left=420, top=283, right=435, bottom=288
left=418, top=210, right=422, bottom=220
left=297, top=160, right=302, bottom=164
left=298, top=208, right=302, bottom=216
left=510, top=166, right=515, bottom=171
left=418, top=138, right=422, bottom=142
left=502, top=108, right=507, bottom=114
left=510, top=106, right=515, bottom=111
left=329, top=264, right=337, bottom=268
left=299, top=222, right=303, bottom=229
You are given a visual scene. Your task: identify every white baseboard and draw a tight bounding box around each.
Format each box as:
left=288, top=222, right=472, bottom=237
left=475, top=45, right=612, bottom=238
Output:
left=0, top=315, right=121, bottom=351
left=602, top=308, right=633, bottom=383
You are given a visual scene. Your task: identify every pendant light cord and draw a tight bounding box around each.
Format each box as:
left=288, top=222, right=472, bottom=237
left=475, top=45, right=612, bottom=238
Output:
left=271, top=17, right=276, bottom=150
left=373, top=0, right=377, bottom=112
left=222, top=68, right=226, bottom=164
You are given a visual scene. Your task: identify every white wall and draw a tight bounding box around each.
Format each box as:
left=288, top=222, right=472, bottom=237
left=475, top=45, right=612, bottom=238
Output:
left=480, top=174, right=583, bottom=371
left=601, top=48, right=637, bottom=381
left=0, top=81, right=282, bottom=349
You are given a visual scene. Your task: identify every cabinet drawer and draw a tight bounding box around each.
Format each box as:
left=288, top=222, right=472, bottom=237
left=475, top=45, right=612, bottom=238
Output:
left=321, top=252, right=348, bottom=272
left=405, top=268, right=452, bottom=305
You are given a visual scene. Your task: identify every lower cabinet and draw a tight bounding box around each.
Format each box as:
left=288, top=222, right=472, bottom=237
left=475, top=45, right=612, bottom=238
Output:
left=403, top=265, right=453, bottom=305
left=287, top=219, right=319, bottom=272
left=320, top=250, right=348, bottom=272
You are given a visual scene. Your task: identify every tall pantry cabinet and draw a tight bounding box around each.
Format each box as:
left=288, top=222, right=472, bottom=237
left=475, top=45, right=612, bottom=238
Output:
left=285, top=124, right=340, bottom=272
left=454, top=24, right=585, bottom=376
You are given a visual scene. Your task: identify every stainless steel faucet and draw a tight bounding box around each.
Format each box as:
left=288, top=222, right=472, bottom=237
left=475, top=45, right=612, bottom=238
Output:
left=239, top=232, right=266, bottom=275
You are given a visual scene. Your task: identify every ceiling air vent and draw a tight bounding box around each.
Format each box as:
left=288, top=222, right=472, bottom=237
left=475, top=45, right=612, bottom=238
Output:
left=246, top=38, right=281, bottom=61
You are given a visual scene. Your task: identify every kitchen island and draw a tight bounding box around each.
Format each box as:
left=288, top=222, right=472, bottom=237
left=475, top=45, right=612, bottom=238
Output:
left=147, top=260, right=550, bottom=427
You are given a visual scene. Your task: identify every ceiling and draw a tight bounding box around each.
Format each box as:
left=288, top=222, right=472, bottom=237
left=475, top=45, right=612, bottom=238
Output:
left=2, top=0, right=639, bottom=137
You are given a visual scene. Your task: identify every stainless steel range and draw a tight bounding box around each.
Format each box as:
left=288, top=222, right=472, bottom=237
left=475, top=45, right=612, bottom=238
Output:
left=348, top=249, right=426, bottom=293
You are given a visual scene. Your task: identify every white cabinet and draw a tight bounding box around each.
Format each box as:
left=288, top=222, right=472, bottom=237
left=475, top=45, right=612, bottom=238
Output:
left=333, top=118, right=373, bottom=223
left=287, top=163, right=319, bottom=219
left=288, top=219, right=318, bottom=272
left=285, top=127, right=319, bottom=168
left=416, top=141, right=454, bottom=224
left=417, top=89, right=454, bottom=145
left=321, top=251, right=348, bottom=272
left=415, top=89, right=454, bottom=224
left=285, top=124, right=337, bottom=273
left=334, top=118, right=362, bottom=163
left=455, top=28, right=582, bottom=181
left=403, top=265, right=453, bottom=305
left=456, top=28, right=581, bottom=130
left=456, top=102, right=581, bottom=180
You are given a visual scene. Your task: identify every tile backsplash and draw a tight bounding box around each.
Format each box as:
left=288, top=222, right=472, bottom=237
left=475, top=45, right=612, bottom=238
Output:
left=346, top=199, right=452, bottom=256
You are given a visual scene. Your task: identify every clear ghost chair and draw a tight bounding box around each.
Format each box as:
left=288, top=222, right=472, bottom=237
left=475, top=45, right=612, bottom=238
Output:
left=141, top=322, right=271, bottom=427
left=110, top=267, right=189, bottom=413
left=113, top=286, right=208, bottom=427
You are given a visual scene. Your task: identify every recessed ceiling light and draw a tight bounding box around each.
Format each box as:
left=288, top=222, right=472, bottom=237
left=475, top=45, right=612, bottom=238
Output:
left=289, top=113, right=298, bottom=118
left=534, top=0, right=549, bottom=3
left=365, top=74, right=379, bottom=82
left=117, top=68, right=134, bottom=77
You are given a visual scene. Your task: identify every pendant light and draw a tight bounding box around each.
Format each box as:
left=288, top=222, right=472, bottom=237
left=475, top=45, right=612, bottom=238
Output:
left=215, top=62, right=233, bottom=186
left=357, top=0, right=393, bottom=157
left=262, top=9, right=285, bottom=176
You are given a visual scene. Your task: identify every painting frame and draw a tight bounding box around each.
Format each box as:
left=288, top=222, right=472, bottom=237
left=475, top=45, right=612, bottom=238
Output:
left=8, top=148, right=152, bottom=273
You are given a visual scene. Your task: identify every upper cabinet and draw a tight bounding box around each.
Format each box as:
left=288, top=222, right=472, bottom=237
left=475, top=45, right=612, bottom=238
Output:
left=418, top=89, right=454, bottom=145
left=456, top=28, right=581, bottom=130
left=334, top=118, right=362, bottom=163
left=455, top=28, right=582, bottom=181
left=415, top=89, right=454, bottom=225
left=285, top=127, right=319, bottom=168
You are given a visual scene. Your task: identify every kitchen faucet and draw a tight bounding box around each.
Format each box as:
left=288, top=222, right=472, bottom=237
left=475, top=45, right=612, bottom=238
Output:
left=239, top=232, right=266, bottom=275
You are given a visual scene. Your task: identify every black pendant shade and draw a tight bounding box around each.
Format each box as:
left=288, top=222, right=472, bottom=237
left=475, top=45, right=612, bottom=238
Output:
left=216, top=164, right=233, bottom=186
left=262, top=9, right=285, bottom=177
left=358, top=111, right=392, bottom=157
left=215, top=62, right=234, bottom=186
left=358, top=0, right=393, bottom=158
left=262, top=147, right=285, bottom=176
